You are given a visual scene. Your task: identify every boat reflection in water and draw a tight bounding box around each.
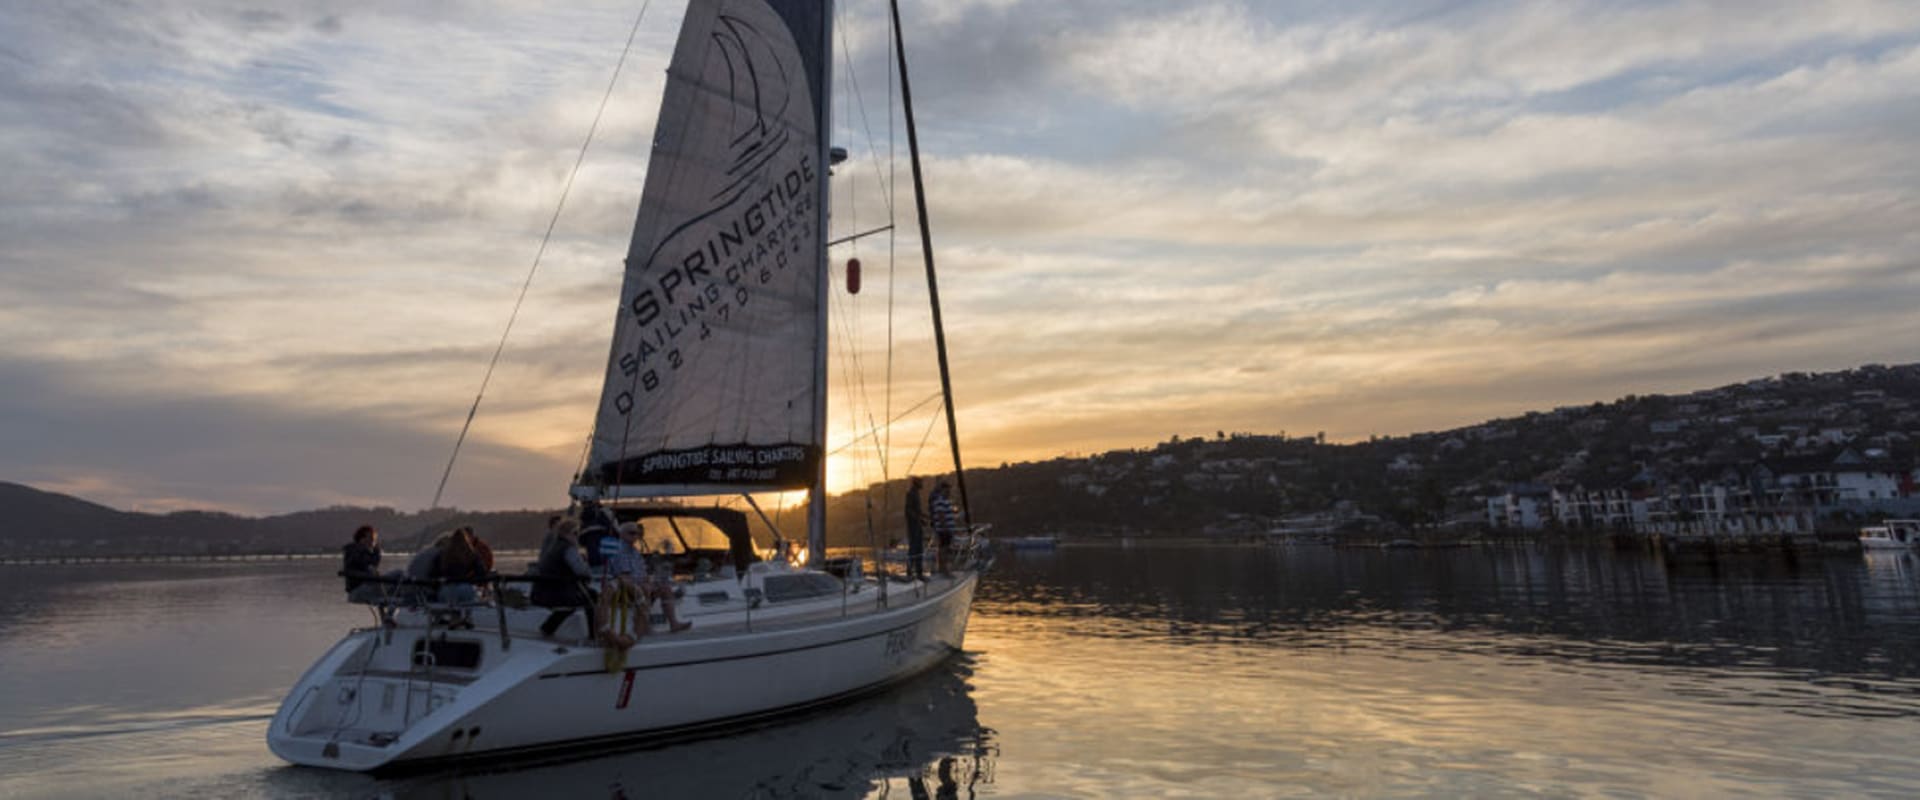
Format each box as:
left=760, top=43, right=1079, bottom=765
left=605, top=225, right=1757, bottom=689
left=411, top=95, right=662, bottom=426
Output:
left=351, top=659, right=994, bottom=800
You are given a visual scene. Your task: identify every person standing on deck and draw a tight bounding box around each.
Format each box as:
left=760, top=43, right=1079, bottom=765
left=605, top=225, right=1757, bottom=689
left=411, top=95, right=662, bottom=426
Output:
left=929, top=478, right=958, bottom=576
left=904, top=477, right=927, bottom=580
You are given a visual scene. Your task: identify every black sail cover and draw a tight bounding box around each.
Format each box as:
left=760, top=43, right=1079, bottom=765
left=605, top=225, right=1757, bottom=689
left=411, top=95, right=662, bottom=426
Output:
left=587, top=0, right=830, bottom=494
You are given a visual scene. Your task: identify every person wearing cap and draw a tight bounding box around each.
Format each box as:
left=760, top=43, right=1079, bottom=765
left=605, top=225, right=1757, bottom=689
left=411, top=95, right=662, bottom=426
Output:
left=600, top=522, right=691, bottom=638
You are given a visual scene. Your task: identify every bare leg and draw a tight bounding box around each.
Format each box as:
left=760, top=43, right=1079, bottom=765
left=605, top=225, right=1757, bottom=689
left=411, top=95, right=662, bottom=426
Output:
left=625, top=579, right=651, bottom=638
left=655, top=582, right=691, bottom=632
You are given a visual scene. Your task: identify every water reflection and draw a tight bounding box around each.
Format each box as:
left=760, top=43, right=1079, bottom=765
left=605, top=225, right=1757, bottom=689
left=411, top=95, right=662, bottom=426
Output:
left=980, top=543, right=1920, bottom=718
left=8, top=544, right=1920, bottom=796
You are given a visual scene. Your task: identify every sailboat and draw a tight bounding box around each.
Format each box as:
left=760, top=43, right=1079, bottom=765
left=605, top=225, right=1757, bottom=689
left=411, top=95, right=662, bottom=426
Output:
left=268, top=0, right=986, bottom=772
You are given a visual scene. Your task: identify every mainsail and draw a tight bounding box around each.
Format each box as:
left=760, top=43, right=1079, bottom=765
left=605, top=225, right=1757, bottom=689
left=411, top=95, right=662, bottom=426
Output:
left=585, top=0, right=832, bottom=496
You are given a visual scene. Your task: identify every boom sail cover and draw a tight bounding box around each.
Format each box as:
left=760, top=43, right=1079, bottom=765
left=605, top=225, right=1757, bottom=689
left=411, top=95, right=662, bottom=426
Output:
left=586, top=0, right=830, bottom=495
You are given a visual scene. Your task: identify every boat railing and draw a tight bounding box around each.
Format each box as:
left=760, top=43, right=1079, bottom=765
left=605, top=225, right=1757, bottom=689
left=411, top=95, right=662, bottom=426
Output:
left=339, top=571, right=600, bottom=652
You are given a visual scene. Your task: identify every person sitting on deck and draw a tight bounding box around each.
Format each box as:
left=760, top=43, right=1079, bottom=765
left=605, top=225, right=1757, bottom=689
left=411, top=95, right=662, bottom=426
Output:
left=463, top=526, right=495, bottom=573
left=342, top=525, right=385, bottom=604
left=407, top=533, right=449, bottom=581
left=600, top=522, right=691, bottom=639
left=532, top=519, right=595, bottom=638
left=434, top=529, right=488, bottom=606
left=579, top=502, right=619, bottom=570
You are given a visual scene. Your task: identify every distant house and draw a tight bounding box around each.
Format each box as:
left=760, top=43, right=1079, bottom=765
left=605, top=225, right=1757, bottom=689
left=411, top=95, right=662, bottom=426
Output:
left=1765, top=449, right=1904, bottom=505
left=1550, top=487, right=1645, bottom=530
left=1815, top=427, right=1853, bottom=446
left=1486, top=484, right=1551, bottom=529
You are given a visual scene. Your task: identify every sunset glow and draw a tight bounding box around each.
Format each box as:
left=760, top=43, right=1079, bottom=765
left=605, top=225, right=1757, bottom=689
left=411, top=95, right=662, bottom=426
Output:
left=3, top=1, right=1917, bottom=512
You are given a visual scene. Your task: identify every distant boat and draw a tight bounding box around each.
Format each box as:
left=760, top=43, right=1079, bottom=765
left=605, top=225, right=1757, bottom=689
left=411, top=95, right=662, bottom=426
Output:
left=1860, top=519, right=1920, bottom=551
left=1004, top=535, right=1059, bottom=551
left=270, top=0, right=988, bottom=772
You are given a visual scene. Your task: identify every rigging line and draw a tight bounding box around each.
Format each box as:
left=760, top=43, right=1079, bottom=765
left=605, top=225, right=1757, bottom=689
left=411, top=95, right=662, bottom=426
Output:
left=829, top=281, right=892, bottom=478
left=836, top=4, right=897, bottom=215
left=825, top=224, right=893, bottom=248
left=828, top=9, right=886, bottom=490
left=434, top=0, right=654, bottom=510
left=827, top=390, right=943, bottom=458
left=883, top=8, right=897, bottom=522
left=829, top=285, right=885, bottom=488
left=900, top=396, right=945, bottom=480
left=890, top=0, right=975, bottom=531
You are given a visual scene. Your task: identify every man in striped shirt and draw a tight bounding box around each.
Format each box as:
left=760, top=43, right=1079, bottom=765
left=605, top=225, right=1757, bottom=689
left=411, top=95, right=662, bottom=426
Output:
left=930, top=478, right=958, bottom=576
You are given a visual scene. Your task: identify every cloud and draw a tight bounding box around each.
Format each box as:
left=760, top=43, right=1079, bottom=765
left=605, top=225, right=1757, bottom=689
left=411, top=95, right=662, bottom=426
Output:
left=0, top=354, right=576, bottom=514
left=3, top=0, right=1918, bottom=510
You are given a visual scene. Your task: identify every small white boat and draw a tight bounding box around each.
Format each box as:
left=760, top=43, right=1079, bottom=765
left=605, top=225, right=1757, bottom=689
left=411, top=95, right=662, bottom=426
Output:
left=272, top=0, right=988, bottom=772
left=1860, top=519, right=1920, bottom=551
left=1005, top=535, right=1059, bottom=551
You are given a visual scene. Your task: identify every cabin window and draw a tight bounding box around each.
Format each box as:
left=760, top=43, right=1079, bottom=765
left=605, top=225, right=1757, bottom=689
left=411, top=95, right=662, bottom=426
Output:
left=413, top=638, right=483, bottom=670
left=636, top=517, right=734, bottom=555
left=697, top=591, right=732, bottom=606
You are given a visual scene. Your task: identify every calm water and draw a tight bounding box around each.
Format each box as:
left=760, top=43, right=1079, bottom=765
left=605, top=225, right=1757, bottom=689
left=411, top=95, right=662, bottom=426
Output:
left=6, top=543, right=1920, bottom=797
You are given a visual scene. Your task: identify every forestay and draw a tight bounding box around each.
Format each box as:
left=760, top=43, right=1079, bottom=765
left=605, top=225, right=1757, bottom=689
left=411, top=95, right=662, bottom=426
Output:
left=585, top=0, right=833, bottom=497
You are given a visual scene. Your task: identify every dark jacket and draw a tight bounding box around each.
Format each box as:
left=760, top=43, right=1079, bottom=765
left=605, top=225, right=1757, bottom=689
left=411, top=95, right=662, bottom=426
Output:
left=531, top=537, right=592, bottom=608
left=436, top=538, right=487, bottom=584
left=581, top=528, right=610, bottom=569
left=342, top=542, right=381, bottom=591
left=905, top=485, right=926, bottom=545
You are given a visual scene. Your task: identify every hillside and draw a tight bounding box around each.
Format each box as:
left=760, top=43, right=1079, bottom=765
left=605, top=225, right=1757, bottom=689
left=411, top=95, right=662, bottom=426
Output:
left=0, top=488, right=559, bottom=555
left=830, top=362, right=1920, bottom=540
left=8, top=362, right=1918, bottom=553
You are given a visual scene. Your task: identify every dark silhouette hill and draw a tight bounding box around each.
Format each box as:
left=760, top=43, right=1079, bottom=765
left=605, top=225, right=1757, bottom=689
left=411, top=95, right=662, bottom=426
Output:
left=6, top=361, right=1916, bottom=554
left=0, top=483, right=557, bottom=555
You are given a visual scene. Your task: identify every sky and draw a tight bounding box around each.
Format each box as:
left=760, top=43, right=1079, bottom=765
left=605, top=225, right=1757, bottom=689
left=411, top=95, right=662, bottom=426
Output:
left=2, top=0, right=1918, bottom=514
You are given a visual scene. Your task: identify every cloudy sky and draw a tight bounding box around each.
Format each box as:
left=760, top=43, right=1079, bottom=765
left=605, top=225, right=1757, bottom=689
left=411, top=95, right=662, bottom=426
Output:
left=3, top=0, right=1917, bottom=514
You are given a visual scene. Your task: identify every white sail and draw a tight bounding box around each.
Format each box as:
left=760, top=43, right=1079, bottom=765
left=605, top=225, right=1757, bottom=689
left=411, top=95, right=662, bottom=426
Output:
left=585, top=0, right=831, bottom=496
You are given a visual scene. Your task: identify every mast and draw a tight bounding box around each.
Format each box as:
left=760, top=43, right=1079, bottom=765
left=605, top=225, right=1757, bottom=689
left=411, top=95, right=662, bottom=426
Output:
left=807, top=0, right=836, bottom=567
left=888, top=0, right=974, bottom=531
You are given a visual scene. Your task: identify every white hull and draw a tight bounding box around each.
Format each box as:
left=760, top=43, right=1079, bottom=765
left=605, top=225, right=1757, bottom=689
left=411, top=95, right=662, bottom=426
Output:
left=270, top=572, right=977, bottom=772
left=1860, top=521, right=1920, bottom=552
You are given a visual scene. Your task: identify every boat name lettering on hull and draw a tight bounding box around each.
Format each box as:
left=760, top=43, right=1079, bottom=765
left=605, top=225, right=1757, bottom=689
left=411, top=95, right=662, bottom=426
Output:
left=884, top=624, right=919, bottom=662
